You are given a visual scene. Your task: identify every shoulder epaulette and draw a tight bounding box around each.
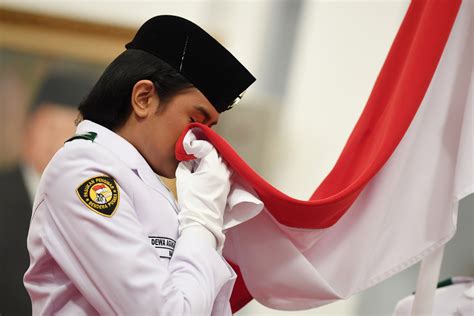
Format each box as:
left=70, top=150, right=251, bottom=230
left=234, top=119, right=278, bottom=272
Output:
left=65, top=131, right=98, bottom=143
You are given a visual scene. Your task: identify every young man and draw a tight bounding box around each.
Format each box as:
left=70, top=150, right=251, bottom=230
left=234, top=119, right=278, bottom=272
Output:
left=0, top=71, right=94, bottom=316
left=24, top=15, right=255, bottom=315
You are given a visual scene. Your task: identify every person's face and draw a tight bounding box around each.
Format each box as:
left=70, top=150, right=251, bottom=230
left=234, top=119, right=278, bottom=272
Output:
left=135, top=85, right=220, bottom=178
left=22, top=103, right=78, bottom=173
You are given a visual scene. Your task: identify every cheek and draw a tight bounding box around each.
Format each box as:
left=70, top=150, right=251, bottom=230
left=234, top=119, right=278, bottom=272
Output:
left=157, top=123, right=182, bottom=158
left=167, top=117, right=190, bottom=144
left=157, top=108, right=191, bottom=153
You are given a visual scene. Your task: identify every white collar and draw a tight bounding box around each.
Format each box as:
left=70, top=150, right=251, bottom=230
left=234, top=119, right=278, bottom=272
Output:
left=76, top=120, right=147, bottom=170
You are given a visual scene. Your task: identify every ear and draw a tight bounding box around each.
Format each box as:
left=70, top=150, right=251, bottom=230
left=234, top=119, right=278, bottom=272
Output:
left=130, top=80, right=159, bottom=118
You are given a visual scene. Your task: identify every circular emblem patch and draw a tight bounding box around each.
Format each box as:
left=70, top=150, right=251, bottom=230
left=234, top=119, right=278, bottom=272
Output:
left=76, top=175, right=120, bottom=217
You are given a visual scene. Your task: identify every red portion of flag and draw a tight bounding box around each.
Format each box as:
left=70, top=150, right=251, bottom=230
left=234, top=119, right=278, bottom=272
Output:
left=227, top=260, right=253, bottom=314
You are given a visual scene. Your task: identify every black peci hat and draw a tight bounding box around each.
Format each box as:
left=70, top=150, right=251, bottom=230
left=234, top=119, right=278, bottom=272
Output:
left=125, top=15, right=256, bottom=113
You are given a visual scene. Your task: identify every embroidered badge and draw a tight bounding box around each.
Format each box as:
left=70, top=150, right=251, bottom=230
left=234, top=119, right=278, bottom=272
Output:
left=76, top=175, right=120, bottom=217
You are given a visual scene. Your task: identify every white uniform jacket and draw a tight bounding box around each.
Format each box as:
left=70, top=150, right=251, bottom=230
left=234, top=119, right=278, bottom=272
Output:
left=24, top=120, right=236, bottom=316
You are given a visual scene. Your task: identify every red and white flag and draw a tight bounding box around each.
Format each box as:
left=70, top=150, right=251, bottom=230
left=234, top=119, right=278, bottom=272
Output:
left=176, top=0, right=472, bottom=312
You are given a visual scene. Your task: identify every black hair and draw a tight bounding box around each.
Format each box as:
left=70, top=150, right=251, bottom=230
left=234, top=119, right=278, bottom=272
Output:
left=78, top=49, right=193, bottom=130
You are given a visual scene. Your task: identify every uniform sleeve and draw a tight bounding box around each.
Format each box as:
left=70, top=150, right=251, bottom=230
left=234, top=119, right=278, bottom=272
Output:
left=37, top=154, right=233, bottom=315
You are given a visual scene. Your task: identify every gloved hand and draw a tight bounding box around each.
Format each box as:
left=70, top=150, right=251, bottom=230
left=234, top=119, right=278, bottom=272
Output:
left=175, top=146, right=232, bottom=252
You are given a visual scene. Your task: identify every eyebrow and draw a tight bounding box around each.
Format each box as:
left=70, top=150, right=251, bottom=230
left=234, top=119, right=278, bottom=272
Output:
left=194, top=105, right=218, bottom=127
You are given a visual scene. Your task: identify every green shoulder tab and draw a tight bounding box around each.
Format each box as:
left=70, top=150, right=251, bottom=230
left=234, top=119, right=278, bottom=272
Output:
left=65, top=131, right=98, bottom=143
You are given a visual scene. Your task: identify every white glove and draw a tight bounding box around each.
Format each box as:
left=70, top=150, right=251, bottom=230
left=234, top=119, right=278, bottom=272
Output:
left=175, top=146, right=232, bottom=252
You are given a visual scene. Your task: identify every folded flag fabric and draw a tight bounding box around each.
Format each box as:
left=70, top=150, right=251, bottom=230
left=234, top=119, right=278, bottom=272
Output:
left=176, top=0, right=472, bottom=312
left=181, top=128, right=264, bottom=230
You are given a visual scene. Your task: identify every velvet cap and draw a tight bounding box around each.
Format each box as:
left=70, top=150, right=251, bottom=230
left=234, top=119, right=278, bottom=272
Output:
left=125, top=15, right=256, bottom=112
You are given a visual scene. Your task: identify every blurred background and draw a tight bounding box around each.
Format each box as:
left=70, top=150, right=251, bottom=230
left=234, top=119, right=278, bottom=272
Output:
left=0, top=1, right=472, bottom=315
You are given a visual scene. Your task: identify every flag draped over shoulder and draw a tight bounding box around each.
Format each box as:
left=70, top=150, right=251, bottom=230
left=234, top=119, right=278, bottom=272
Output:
left=176, top=0, right=472, bottom=312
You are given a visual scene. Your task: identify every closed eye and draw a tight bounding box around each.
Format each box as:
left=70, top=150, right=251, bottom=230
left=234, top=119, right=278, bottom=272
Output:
left=193, top=105, right=218, bottom=127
